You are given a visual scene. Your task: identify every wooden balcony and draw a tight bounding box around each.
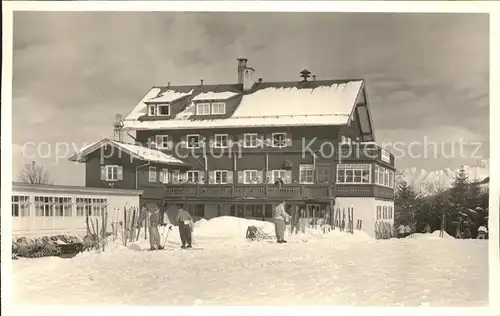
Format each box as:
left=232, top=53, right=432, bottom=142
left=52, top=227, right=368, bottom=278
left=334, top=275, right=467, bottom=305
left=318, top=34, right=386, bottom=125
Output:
left=144, top=183, right=394, bottom=201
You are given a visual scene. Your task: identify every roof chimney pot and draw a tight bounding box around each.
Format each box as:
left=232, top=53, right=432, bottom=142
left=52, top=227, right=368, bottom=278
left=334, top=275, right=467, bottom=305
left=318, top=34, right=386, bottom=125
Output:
left=258, top=78, right=263, bottom=83
left=200, top=79, right=204, bottom=86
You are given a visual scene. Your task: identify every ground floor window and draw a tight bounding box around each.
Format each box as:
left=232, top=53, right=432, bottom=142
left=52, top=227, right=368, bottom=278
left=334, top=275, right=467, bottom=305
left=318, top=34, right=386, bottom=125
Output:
left=76, top=198, right=107, bottom=217
left=12, top=195, right=30, bottom=217
left=186, top=204, right=205, bottom=217
left=376, top=205, right=382, bottom=220
left=34, top=196, right=55, bottom=216
left=54, top=197, right=73, bottom=217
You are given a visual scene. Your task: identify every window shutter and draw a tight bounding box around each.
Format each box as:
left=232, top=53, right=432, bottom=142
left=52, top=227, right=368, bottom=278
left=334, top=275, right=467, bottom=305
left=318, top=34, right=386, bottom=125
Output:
left=180, top=172, right=187, bottom=183
left=264, top=137, right=272, bottom=147
left=285, top=134, right=292, bottom=147
left=198, top=171, right=205, bottom=184
left=208, top=171, right=215, bottom=184
left=167, top=140, right=174, bottom=149
left=180, top=136, right=187, bottom=148
left=100, top=166, right=106, bottom=180
left=227, top=171, right=234, bottom=184
left=256, top=135, right=264, bottom=148
left=284, top=171, right=292, bottom=183
left=149, top=137, right=157, bottom=149
left=266, top=171, right=272, bottom=183
left=208, top=136, right=215, bottom=148
left=237, top=171, right=244, bottom=183
left=117, top=166, right=123, bottom=180
left=257, top=170, right=264, bottom=183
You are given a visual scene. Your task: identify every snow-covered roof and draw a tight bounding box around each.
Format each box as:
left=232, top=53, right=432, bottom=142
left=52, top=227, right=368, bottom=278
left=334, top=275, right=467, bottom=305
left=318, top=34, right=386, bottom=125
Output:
left=191, top=91, right=239, bottom=101
left=123, top=80, right=365, bottom=131
left=68, top=139, right=188, bottom=166
left=147, top=89, right=193, bottom=103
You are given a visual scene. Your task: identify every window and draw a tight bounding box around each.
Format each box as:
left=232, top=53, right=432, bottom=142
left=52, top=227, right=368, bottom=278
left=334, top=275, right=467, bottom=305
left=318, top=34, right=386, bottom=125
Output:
left=376, top=205, right=382, bottom=220
left=186, top=134, right=200, bottom=148
left=35, top=196, right=54, bottom=217
left=299, top=164, right=314, bottom=184
left=317, top=166, right=331, bottom=184
left=389, top=206, right=393, bottom=219
left=214, top=134, right=228, bottom=148
left=196, top=103, right=211, bottom=115
left=76, top=198, right=91, bottom=216
left=105, top=165, right=119, bottom=181
left=375, top=165, right=394, bottom=188
left=156, top=135, right=171, bottom=149
left=75, top=198, right=107, bottom=217
left=265, top=204, right=273, bottom=218
left=187, top=170, right=200, bottom=183
left=215, top=170, right=228, bottom=184
left=244, top=133, right=258, bottom=148
left=336, top=164, right=371, bottom=184
left=244, top=170, right=259, bottom=184
left=12, top=195, right=30, bottom=217
left=211, top=102, right=226, bottom=115
left=254, top=204, right=264, bottom=218
left=171, top=170, right=180, bottom=184
left=272, top=133, right=287, bottom=148
left=54, top=197, right=72, bottom=217
left=186, top=204, right=205, bottom=217
left=383, top=206, right=387, bottom=219
left=148, top=104, right=156, bottom=116
left=157, top=104, right=170, bottom=116
left=160, top=168, right=169, bottom=184
left=149, top=166, right=157, bottom=182
left=272, top=170, right=286, bottom=183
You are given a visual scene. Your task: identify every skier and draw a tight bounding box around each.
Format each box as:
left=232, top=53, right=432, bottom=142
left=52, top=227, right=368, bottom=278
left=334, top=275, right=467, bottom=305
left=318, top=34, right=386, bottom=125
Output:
left=148, top=204, right=163, bottom=250
left=274, top=200, right=291, bottom=243
left=176, top=204, right=193, bottom=249
left=477, top=226, right=488, bottom=239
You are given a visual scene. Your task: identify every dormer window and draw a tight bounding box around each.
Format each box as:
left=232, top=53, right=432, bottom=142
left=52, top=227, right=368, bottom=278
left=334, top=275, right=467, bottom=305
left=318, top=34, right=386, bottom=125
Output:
left=148, top=104, right=170, bottom=116
left=196, top=103, right=211, bottom=115
left=212, top=102, right=226, bottom=115
left=157, top=104, right=170, bottom=116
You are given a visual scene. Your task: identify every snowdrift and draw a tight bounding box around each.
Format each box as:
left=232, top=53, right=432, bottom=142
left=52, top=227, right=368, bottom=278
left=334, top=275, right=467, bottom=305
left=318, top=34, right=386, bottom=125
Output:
left=407, top=230, right=454, bottom=240
left=193, top=216, right=372, bottom=241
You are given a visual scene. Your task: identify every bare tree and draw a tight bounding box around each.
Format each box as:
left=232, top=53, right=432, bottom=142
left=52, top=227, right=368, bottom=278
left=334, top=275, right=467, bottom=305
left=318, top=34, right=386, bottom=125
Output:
left=18, top=161, right=52, bottom=184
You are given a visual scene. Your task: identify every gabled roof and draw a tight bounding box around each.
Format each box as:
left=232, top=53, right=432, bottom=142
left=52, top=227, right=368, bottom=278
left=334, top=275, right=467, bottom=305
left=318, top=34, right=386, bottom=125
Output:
left=68, top=138, right=189, bottom=166
left=123, top=79, right=374, bottom=139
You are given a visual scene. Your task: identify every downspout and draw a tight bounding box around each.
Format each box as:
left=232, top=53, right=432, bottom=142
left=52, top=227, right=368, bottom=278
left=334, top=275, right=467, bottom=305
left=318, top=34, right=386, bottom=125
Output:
left=136, top=162, right=151, bottom=190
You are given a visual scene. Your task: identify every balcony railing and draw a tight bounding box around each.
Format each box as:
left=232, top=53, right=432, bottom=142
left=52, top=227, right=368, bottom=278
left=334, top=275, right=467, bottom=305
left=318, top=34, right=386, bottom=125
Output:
left=149, top=183, right=393, bottom=201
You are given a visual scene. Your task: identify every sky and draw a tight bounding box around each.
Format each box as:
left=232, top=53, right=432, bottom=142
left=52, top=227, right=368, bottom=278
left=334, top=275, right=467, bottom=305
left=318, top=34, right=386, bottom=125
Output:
left=11, top=12, right=489, bottom=185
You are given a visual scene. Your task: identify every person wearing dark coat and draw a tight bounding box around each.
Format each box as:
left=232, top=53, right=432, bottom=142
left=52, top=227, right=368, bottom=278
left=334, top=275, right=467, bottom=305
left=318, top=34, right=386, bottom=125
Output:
left=176, top=204, right=194, bottom=249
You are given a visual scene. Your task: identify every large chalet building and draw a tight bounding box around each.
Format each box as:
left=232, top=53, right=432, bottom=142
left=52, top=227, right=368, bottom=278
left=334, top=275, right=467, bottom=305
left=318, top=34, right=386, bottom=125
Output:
left=70, top=58, right=396, bottom=237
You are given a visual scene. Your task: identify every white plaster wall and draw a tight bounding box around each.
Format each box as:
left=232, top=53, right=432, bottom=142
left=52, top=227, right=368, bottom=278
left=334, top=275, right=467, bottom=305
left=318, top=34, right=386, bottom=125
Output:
left=12, top=190, right=140, bottom=238
left=335, top=197, right=377, bottom=238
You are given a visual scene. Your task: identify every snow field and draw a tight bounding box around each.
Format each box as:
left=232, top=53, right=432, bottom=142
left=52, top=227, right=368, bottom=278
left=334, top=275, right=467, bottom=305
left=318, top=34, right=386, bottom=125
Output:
left=12, top=217, right=488, bottom=306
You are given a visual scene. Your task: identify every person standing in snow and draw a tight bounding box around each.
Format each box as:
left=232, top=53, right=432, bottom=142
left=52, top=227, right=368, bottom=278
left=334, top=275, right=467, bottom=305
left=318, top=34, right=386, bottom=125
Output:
left=404, top=224, right=411, bottom=238
left=274, top=200, right=291, bottom=243
left=148, top=204, right=163, bottom=250
left=176, top=204, right=193, bottom=249
left=397, top=223, right=405, bottom=238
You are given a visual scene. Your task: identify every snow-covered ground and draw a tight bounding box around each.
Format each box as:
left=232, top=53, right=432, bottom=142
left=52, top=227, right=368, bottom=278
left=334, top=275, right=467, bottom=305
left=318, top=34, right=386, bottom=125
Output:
left=13, top=217, right=488, bottom=306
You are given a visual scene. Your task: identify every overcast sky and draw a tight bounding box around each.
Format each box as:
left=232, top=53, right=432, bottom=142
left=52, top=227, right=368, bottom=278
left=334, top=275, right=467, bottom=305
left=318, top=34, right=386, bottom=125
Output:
left=12, top=12, right=489, bottom=185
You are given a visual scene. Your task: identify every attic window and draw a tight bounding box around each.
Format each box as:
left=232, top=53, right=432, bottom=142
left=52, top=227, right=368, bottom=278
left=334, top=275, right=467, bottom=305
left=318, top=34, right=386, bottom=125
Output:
left=196, top=103, right=211, bottom=115
left=212, top=102, right=226, bottom=115
left=157, top=104, right=170, bottom=116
